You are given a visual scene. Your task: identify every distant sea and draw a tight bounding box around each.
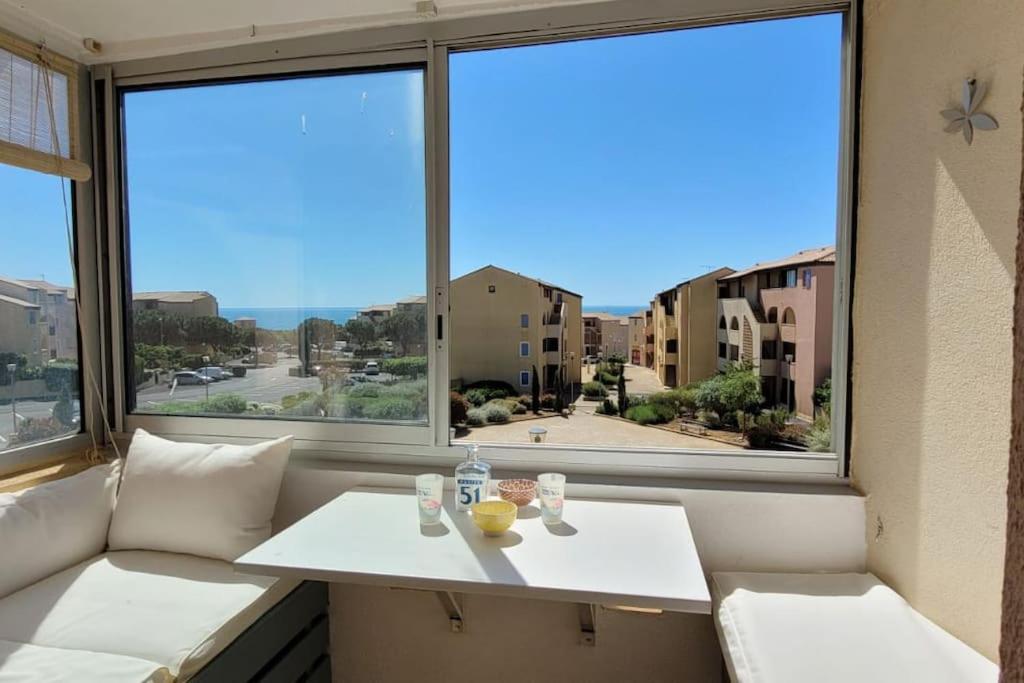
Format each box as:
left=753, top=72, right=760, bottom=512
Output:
left=221, top=305, right=645, bottom=330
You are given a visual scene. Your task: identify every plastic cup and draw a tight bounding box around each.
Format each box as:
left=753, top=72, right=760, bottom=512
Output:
left=416, top=474, right=444, bottom=525
left=538, top=472, right=566, bottom=525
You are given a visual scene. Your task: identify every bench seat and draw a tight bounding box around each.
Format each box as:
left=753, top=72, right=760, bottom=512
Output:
left=0, top=639, right=171, bottom=683
left=711, top=572, right=998, bottom=683
left=0, top=550, right=298, bottom=681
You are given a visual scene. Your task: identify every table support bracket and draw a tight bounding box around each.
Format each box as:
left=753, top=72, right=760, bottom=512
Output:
left=578, top=603, right=597, bottom=646
left=436, top=591, right=464, bottom=633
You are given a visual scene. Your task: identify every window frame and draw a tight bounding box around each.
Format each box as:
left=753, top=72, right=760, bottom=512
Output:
left=88, top=0, right=857, bottom=483
left=519, top=341, right=530, bottom=357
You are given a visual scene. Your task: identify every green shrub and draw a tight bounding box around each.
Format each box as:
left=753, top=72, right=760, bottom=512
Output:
left=282, top=391, right=317, bottom=410
left=53, top=389, right=75, bottom=427
left=540, top=393, right=556, bottom=410
left=648, top=390, right=682, bottom=415
left=582, top=381, right=607, bottom=398
left=805, top=412, right=832, bottom=452
left=675, top=386, right=699, bottom=415
left=595, top=398, right=616, bottom=415
left=362, top=397, right=420, bottom=421
left=516, top=394, right=532, bottom=409
left=464, top=380, right=516, bottom=398
left=737, top=408, right=789, bottom=449
left=12, top=417, right=69, bottom=445
left=813, top=378, right=832, bottom=412
left=381, top=356, right=427, bottom=378
left=450, top=392, right=470, bottom=424
left=693, top=362, right=763, bottom=426
left=486, top=398, right=524, bottom=415
left=466, top=407, right=487, bottom=426
left=624, top=400, right=675, bottom=425
left=483, top=403, right=511, bottom=423
left=43, top=362, right=78, bottom=392
left=281, top=397, right=324, bottom=417
left=347, top=383, right=384, bottom=398
left=198, top=393, right=249, bottom=414
left=465, top=388, right=489, bottom=406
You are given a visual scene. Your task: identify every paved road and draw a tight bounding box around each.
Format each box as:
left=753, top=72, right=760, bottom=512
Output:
left=580, top=362, right=667, bottom=396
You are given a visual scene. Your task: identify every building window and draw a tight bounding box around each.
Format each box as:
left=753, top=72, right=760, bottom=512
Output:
left=782, top=307, right=796, bottom=325
left=718, top=315, right=727, bottom=329
left=761, top=340, right=777, bottom=359
left=488, top=285, right=496, bottom=293
left=785, top=269, right=798, bottom=288
left=542, top=338, right=559, bottom=352
left=767, top=307, right=778, bottom=323
left=730, top=317, right=740, bottom=330
left=519, top=370, right=530, bottom=387
left=666, top=339, right=678, bottom=353
left=121, top=68, right=428, bottom=425
left=519, top=341, right=530, bottom=357
left=803, top=269, right=813, bottom=288
left=718, top=342, right=727, bottom=359
left=543, top=287, right=552, bottom=299
left=729, top=344, right=740, bottom=362
left=520, top=313, right=529, bottom=328
left=0, top=164, right=81, bottom=452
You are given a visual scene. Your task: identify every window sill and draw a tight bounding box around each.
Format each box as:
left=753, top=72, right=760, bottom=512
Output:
left=0, top=434, right=101, bottom=491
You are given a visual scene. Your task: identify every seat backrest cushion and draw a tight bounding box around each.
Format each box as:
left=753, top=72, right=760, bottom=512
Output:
left=0, top=463, right=118, bottom=599
left=108, top=429, right=293, bottom=561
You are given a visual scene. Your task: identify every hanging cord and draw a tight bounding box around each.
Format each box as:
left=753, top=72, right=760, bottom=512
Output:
left=38, top=43, right=122, bottom=464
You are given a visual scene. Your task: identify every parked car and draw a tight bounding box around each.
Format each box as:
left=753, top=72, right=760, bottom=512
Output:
left=169, top=371, right=211, bottom=386
left=364, top=361, right=380, bottom=376
left=195, top=366, right=230, bottom=381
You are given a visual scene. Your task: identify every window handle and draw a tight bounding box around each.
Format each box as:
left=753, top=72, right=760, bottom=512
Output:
left=437, top=314, right=443, bottom=341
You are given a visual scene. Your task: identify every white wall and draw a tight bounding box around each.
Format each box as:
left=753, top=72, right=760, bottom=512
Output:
left=274, top=464, right=864, bottom=682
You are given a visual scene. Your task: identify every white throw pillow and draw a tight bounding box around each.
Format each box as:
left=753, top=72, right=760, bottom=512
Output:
left=108, top=429, right=293, bottom=561
left=0, top=464, right=118, bottom=599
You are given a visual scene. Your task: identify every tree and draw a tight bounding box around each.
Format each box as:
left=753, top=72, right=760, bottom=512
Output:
left=617, top=371, right=628, bottom=416
left=381, top=309, right=425, bottom=355
left=132, top=310, right=186, bottom=346
left=554, top=368, right=565, bottom=413
left=345, top=317, right=378, bottom=348
left=297, top=318, right=337, bottom=361
left=813, top=377, right=832, bottom=415
left=182, top=315, right=241, bottom=351
left=531, top=366, right=541, bottom=414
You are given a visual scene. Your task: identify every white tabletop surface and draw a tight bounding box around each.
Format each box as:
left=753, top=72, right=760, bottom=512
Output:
left=236, top=487, right=710, bottom=613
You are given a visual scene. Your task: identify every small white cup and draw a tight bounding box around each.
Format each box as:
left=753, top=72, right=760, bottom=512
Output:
left=538, top=472, right=566, bottom=525
left=416, top=473, right=444, bottom=525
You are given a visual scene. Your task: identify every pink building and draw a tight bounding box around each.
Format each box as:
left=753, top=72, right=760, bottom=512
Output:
left=715, top=247, right=835, bottom=418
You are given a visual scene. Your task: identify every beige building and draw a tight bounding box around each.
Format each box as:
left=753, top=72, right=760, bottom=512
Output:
left=0, top=276, right=77, bottom=364
left=357, top=303, right=396, bottom=323
left=651, top=268, right=735, bottom=388
left=451, top=265, right=582, bottom=395
left=132, top=291, right=218, bottom=318
left=716, top=247, right=834, bottom=418
left=627, top=312, right=645, bottom=365
left=581, top=312, right=628, bottom=360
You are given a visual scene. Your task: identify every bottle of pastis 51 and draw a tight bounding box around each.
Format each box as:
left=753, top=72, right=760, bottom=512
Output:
left=455, top=444, right=491, bottom=512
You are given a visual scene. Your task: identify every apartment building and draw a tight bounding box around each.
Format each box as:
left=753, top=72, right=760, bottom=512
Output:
left=643, top=306, right=655, bottom=368
left=716, top=247, right=835, bottom=418
left=628, top=312, right=645, bottom=365
left=451, top=265, right=582, bottom=395
left=652, top=268, right=735, bottom=388
left=582, top=312, right=629, bottom=359
left=0, top=276, right=77, bottom=363
left=395, top=295, right=426, bottom=314
left=132, top=291, right=218, bottom=318
left=357, top=303, right=396, bottom=323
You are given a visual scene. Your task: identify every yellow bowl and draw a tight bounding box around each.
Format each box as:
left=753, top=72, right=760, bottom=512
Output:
left=471, top=500, right=517, bottom=536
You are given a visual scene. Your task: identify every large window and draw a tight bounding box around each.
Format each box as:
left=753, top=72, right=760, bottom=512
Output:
left=450, top=14, right=841, bottom=455
left=0, top=164, right=81, bottom=451
left=121, top=69, right=428, bottom=425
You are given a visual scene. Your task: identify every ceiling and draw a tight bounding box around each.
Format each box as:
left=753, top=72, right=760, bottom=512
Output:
left=0, top=0, right=591, bottom=63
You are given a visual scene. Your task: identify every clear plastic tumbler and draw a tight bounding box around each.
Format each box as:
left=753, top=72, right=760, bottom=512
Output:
left=538, top=472, right=566, bottom=525
left=416, top=473, right=444, bottom=525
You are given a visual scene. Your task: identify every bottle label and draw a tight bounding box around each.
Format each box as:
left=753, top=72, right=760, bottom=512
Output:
left=455, top=476, right=486, bottom=510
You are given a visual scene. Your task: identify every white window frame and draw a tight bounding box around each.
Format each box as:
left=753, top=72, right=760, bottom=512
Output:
left=85, top=0, right=857, bottom=484
left=519, top=341, right=530, bottom=357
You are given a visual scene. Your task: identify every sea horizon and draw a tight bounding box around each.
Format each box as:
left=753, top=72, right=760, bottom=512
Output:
left=220, top=304, right=645, bottom=330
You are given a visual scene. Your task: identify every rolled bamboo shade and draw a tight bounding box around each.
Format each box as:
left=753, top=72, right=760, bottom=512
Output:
left=0, top=33, right=90, bottom=181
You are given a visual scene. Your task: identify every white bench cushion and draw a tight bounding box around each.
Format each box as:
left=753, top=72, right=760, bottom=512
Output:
left=0, top=464, right=117, bottom=599
left=712, top=572, right=998, bottom=683
left=0, top=550, right=298, bottom=680
left=0, top=640, right=170, bottom=683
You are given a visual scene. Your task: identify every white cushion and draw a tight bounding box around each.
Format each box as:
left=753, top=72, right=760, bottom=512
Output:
left=108, top=429, right=292, bottom=561
left=0, top=464, right=117, bottom=599
left=712, top=572, right=998, bottom=683
left=0, top=639, right=170, bottom=683
left=0, top=550, right=299, bottom=681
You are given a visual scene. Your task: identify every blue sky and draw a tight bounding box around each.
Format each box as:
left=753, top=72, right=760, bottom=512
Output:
left=0, top=13, right=841, bottom=308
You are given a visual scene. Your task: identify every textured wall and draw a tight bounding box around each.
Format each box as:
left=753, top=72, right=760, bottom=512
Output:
left=852, top=0, right=1022, bottom=661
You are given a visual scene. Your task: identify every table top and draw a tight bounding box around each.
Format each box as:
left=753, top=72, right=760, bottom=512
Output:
left=236, top=487, right=710, bottom=613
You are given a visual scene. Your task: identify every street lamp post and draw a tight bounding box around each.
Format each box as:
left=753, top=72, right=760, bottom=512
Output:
left=202, top=355, right=210, bottom=402
left=6, top=363, right=17, bottom=436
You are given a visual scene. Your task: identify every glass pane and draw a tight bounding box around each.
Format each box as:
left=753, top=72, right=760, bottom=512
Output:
left=0, top=164, right=81, bottom=450
left=123, top=69, right=428, bottom=424
left=450, top=14, right=840, bottom=453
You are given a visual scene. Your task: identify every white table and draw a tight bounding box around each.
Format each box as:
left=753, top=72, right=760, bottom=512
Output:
left=236, top=487, right=710, bottom=644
